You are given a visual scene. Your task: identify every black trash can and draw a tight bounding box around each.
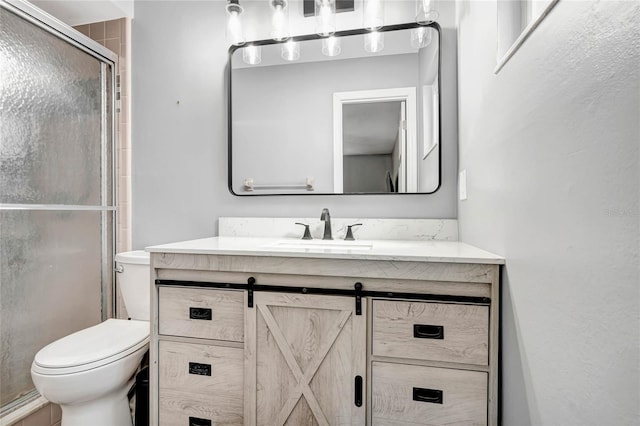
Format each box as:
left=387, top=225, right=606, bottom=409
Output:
left=134, top=366, right=149, bottom=426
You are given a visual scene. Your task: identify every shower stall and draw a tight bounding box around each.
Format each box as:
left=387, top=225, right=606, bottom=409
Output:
left=0, top=0, right=117, bottom=416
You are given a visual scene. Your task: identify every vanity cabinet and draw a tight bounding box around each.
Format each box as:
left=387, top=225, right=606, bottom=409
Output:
left=149, top=250, right=501, bottom=426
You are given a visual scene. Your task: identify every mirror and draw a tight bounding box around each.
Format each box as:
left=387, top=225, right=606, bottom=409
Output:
left=229, top=23, right=440, bottom=195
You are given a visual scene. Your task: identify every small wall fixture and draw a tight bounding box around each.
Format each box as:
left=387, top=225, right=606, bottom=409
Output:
left=226, top=0, right=245, bottom=46
left=416, top=0, right=439, bottom=24
left=271, top=0, right=289, bottom=41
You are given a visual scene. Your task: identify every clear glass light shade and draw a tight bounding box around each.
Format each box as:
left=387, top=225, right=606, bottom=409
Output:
left=242, top=45, right=261, bottom=65
left=315, top=0, right=336, bottom=37
left=411, top=26, right=433, bottom=48
left=322, top=36, right=341, bottom=56
left=364, top=31, right=384, bottom=53
left=416, top=0, right=439, bottom=24
left=226, top=2, right=245, bottom=46
left=281, top=40, right=300, bottom=61
left=363, top=0, right=384, bottom=30
left=271, top=0, right=289, bottom=41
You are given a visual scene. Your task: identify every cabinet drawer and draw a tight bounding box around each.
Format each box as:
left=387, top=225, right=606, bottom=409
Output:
left=158, top=341, right=243, bottom=426
left=372, top=300, right=488, bottom=365
left=159, top=286, right=244, bottom=341
left=372, top=362, right=487, bottom=426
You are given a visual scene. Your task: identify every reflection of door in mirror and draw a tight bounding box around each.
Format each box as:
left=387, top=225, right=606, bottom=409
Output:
left=333, top=87, right=417, bottom=194
left=342, top=101, right=406, bottom=193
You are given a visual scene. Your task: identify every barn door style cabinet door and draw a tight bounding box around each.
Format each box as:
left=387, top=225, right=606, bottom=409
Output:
left=244, top=292, right=367, bottom=426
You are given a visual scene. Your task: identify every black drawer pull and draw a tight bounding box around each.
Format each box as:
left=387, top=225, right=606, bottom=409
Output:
left=188, top=362, right=211, bottom=376
left=189, top=417, right=211, bottom=426
left=413, top=387, right=443, bottom=404
left=354, top=375, right=363, bottom=407
left=189, top=307, right=212, bottom=320
left=413, top=324, right=444, bottom=339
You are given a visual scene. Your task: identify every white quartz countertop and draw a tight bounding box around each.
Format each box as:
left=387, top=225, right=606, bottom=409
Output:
left=146, top=236, right=505, bottom=265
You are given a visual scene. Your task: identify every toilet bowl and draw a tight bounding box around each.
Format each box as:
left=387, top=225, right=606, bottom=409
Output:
left=31, top=251, right=150, bottom=426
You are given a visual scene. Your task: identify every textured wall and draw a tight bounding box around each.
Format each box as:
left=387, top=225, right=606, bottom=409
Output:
left=131, top=0, right=458, bottom=248
left=456, top=1, right=639, bottom=424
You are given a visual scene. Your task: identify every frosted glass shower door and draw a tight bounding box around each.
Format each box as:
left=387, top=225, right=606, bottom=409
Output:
left=0, top=3, right=116, bottom=410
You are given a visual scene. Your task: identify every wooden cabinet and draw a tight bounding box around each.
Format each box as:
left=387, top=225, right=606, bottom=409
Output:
left=150, top=253, right=500, bottom=426
left=156, top=287, right=245, bottom=426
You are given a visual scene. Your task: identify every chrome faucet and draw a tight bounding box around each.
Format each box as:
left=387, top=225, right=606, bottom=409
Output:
left=320, top=208, right=333, bottom=240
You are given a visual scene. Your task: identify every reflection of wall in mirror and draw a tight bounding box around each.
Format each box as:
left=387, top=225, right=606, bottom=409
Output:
left=232, top=54, right=418, bottom=193
left=417, top=28, right=440, bottom=192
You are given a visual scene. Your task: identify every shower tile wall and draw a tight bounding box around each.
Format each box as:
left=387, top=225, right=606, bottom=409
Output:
left=75, top=19, right=132, bottom=255
left=75, top=19, right=132, bottom=320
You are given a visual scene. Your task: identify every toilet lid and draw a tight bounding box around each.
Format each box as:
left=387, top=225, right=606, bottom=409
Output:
left=34, top=319, right=149, bottom=370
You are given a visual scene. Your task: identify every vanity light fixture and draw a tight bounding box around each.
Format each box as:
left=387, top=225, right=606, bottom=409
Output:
left=225, top=0, right=245, bottom=46
left=364, top=31, right=384, bottom=53
left=416, top=0, right=439, bottom=24
left=315, top=0, right=336, bottom=37
left=363, top=0, right=384, bottom=30
left=322, top=35, right=341, bottom=56
left=410, top=26, right=432, bottom=48
left=242, top=44, right=261, bottom=65
left=281, top=39, right=300, bottom=61
left=271, top=0, right=289, bottom=41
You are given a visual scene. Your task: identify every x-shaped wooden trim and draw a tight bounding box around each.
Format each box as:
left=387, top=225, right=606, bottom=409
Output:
left=257, top=304, right=352, bottom=426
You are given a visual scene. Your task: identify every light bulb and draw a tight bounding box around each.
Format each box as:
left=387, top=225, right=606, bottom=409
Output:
left=242, top=45, right=261, bottom=65
left=411, top=26, right=433, bottom=48
left=281, top=40, right=300, bottom=61
left=226, top=0, right=245, bottom=46
left=363, top=0, right=384, bottom=30
left=322, top=36, right=341, bottom=57
left=315, top=0, right=336, bottom=37
left=416, top=0, right=439, bottom=24
left=271, top=0, right=289, bottom=41
left=364, top=31, right=384, bottom=53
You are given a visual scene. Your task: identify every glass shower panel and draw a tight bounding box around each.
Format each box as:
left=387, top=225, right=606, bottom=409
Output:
left=0, top=7, right=103, bottom=206
left=0, top=210, right=105, bottom=406
left=0, top=4, right=115, bottom=412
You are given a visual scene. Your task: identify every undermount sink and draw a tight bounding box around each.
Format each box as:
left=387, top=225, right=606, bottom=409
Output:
left=264, top=239, right=374, bottom=251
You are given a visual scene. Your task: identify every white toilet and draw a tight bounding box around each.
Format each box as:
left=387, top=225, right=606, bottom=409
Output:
left=31, top=251, right=150, bottom=426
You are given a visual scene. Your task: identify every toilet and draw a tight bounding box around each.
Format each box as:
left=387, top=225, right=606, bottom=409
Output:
left=31, top=251, right=150, bottom=426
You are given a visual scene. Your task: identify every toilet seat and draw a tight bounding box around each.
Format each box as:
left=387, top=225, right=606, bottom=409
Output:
left=32, top=319, right=149, bottom=375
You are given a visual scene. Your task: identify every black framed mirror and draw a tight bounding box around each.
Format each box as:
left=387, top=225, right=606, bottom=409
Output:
left=228, top=22, right=441, bottom=196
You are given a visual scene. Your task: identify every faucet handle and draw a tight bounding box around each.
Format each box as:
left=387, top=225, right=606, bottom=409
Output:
left=344, top=223, right=363, bottom=241
left=295, top=222, right=313, bottom=240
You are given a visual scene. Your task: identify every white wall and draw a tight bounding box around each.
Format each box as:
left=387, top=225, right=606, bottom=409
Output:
left=132, top=0, right=458, bottom=248
left=456, top=1, right=639, bottom=424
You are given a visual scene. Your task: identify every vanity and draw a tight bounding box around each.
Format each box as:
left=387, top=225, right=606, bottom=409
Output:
left=147, top=219, right=503, bottom=426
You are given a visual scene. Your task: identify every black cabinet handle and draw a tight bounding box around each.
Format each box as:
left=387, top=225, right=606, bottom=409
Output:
left=354, top=375, right=363, bottom=407
left=412, top=387, right=443, bottom=404
left=188, top=362, right=211, bottom=376
left=413, top=324, right=444, bottom=339
left=189, top=417, right=211, bottom=426
left=189, top=307, right=212, bottom=320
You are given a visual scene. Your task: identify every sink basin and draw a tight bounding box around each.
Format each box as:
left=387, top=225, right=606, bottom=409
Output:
left=264, top=239, right=374, bottom=251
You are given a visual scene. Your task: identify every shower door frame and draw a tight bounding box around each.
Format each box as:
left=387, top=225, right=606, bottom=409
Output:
left=0, top=0, right=119, bottom=416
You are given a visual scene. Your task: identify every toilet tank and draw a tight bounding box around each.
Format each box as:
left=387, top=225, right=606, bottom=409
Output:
left=115, top=250, right=150, bottom=321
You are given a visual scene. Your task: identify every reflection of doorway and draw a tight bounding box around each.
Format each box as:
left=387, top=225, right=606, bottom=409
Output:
left=333, top=88, right=417, bottom=193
